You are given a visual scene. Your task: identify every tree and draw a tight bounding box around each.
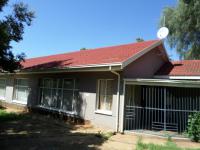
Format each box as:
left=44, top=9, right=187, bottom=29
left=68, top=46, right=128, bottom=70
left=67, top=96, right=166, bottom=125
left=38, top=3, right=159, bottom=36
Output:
left=136, top=38, right=144, bottom=42
left=160, top=0, right=200, bottom=59
left=80, top=47, right=87, bottom=50
left=0, top=0, right=34, bottom=72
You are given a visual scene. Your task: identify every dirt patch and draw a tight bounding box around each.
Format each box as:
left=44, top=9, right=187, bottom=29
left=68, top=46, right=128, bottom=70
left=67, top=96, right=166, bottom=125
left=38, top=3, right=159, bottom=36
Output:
left=1, top=108, right=200, bottom=150
left=0, top=110, right=108, bottom=150
left=5, top=107, right=26, bottom=113
left=174, top=139, right=200, bottom=149
left=99, top=133, right=200, bottom=150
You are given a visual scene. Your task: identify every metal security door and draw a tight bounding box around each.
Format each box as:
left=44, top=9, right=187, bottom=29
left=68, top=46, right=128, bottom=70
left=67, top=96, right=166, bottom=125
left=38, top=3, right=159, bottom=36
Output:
left=124, top=85, right=200, bottom=133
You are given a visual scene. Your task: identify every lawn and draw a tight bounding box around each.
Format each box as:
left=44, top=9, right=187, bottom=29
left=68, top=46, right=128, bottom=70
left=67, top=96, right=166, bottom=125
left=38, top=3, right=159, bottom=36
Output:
left=136, top=138, right=200, bottom=150
left=0, top=108, right=26, bottom=122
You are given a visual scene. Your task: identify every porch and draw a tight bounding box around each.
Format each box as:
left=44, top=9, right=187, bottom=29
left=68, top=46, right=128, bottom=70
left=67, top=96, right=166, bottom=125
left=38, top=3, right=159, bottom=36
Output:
left=123, top=79, right=200, bottom=134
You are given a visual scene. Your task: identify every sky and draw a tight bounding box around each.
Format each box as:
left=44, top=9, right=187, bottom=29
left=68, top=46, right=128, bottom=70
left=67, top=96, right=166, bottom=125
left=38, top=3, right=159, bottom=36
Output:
left=5, top=0, right=179, bottom=60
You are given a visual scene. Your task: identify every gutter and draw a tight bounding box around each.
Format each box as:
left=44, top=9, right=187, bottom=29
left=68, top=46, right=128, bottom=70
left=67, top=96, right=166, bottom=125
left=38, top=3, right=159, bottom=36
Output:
left=124, top=78, right=200, bottom=88
left=110, top=68, right=120, bottom=132
left=0, top=65, right=122, bottom=75
left=154, top=75, right=200, bottom=80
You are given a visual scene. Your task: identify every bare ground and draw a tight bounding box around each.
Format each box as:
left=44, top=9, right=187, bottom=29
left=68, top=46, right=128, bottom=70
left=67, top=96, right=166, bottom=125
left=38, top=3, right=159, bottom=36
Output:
left=0, top=108, right=200, bottom=150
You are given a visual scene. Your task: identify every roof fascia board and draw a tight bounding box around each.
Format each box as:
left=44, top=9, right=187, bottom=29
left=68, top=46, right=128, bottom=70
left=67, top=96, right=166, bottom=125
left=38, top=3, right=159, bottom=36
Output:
left=0, top=65, right=122, bottom=75
left=161, top=40, right=170, bottom=62
left=124, top=78, right=200, bottom=88
left=121, top=40, right=166, bottom=69
left=154, top=75, right=200, bottom=80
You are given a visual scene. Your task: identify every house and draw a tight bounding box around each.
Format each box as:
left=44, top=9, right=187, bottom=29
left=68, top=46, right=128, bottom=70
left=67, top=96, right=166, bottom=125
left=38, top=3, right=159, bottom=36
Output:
left=0, top=39, right=200, bottom=133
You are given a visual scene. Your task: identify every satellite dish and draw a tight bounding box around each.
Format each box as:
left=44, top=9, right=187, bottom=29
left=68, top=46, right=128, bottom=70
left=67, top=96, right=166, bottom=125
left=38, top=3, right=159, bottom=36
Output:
left=157, top=27, right=169, bottom=39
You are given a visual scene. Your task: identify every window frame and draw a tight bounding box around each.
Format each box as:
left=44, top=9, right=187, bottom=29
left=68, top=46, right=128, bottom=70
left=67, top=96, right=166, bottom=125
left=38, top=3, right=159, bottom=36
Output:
left=61, top=78, right=76, bottom=111
left=39, top=78, right=54, bottom=107
left=13, top=78, right=29, bottom=105
left=0, top=78, right=6, bottom=100
left=38, top=78, right=78, bottom=114
left=95, top=79, right=114, bottom=115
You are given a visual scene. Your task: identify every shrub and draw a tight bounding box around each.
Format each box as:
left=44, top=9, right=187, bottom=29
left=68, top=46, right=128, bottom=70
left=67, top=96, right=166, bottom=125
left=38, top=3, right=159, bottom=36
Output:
left=187, top=112, right=200, bottom=142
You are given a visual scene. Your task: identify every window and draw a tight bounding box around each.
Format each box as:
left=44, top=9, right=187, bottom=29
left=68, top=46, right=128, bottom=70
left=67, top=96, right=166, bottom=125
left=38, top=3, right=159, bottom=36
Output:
left=39, top=78, right=77, bottom=113
left=13, top=79, right=29, bottom=104
left=0, top=79, right=6, bottom=100
left=97, top=79, right=114, bottom=111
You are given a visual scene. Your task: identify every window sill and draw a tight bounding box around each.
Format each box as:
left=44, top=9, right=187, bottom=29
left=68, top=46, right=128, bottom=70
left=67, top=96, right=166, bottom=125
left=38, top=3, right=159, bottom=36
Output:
left=37, top=105, right=77, bottom=115
left=95, top=110, right=112, bottom=116
left=12, top=100, right=27, bottom=105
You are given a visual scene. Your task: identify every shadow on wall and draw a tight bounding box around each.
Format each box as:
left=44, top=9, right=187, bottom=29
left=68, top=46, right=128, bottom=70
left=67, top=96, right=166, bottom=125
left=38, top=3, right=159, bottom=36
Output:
left=26, top=88, right=87, bottom=121
left=27, top=83, right=38, bottom=107
left=0, top=110, right=107, bottom=150
left=75, top=92, right=87, bottom=119
left=26, top=72, right=118, bottom=120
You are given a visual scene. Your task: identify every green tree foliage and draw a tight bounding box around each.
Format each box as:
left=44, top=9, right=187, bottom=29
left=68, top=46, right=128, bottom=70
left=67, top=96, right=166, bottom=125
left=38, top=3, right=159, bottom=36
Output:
left=136, top=38, right=144, bottom=42
left=187, top=112, right=200, bottom=142
left=0, top=0, right=34, bottom=72
left=160, top=0, right=200, bottom=59
left=80, top=47, right=87, bottom=50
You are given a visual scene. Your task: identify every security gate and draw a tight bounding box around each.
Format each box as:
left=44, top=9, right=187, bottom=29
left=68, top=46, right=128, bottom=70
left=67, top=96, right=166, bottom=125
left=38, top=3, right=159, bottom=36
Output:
left=124, top=85, right=200, bottom=133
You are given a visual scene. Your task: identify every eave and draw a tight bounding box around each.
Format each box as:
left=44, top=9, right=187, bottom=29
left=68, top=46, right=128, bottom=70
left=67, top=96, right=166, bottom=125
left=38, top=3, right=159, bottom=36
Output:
left=0, top=64, right=122, bottom=75
left=154, top=75, right=200, bottom=80
left=124, top=78, right=200, bottom=88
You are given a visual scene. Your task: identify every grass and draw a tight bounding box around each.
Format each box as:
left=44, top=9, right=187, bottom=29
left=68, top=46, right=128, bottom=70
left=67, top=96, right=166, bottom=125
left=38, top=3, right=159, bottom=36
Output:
left=0, top=108, right=26, bottom=122
left=136, top=137, right=200, bottom=150
left=95, top=130, right=114, bottom=140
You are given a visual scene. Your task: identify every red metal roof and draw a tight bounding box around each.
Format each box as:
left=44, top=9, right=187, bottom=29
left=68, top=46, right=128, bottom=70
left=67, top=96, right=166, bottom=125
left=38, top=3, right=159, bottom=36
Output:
left=156, top=60, right=200, bottom=76
left=21, top=40, right=159, bottom=70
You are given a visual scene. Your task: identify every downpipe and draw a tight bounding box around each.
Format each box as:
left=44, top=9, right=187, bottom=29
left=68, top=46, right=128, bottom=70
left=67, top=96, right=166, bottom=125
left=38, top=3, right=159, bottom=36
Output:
left=110, top=69, right=120, bottom=132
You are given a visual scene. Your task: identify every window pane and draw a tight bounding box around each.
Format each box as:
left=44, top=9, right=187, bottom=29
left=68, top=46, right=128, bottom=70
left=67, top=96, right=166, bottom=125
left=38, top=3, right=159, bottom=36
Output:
left=0, top=86, right=5, bottom=97
left=14, top=79, right=29, bottom=103
left=53, top=79, right=58, bottom=88
left=17, top=79, right=28, bottom=86
left=73, top=91, right=79, bottom=101
left=105, top=95, right=113, bottom=110
left=63, top=79, right=74, bottom=89
left=57, top=79, right=62, bottom=88
left=99, top=80, right=106, bottom=95
left=0, top=79, right=6, bottom=85
left=98, top=80, right=106, bottom=110
left=97, top=79, right=113, bottom=111
left=0, top=79, right=6, bottom=98
left=106, top=80, right=114, bottom=95
left=56, top=89, right=62, bottom=109
left=43, top=79, right=52, bottom=87
left=16, top=87, right=28, bottom=102
left=62, top=90, right=73, bottom=111
left=105, top=80, right=113, bottom=110
left=51, top=89, right=57, bottom=108
left=41, top=88, right=51, bottom=107
left=98, top=95, right=106, bottom=110
left=39, top=79, right=43, bottom=87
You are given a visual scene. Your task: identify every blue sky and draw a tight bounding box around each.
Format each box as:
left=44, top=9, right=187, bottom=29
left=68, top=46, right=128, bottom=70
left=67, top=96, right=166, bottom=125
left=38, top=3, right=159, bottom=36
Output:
left=6, top=0, right=179, bottom=60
